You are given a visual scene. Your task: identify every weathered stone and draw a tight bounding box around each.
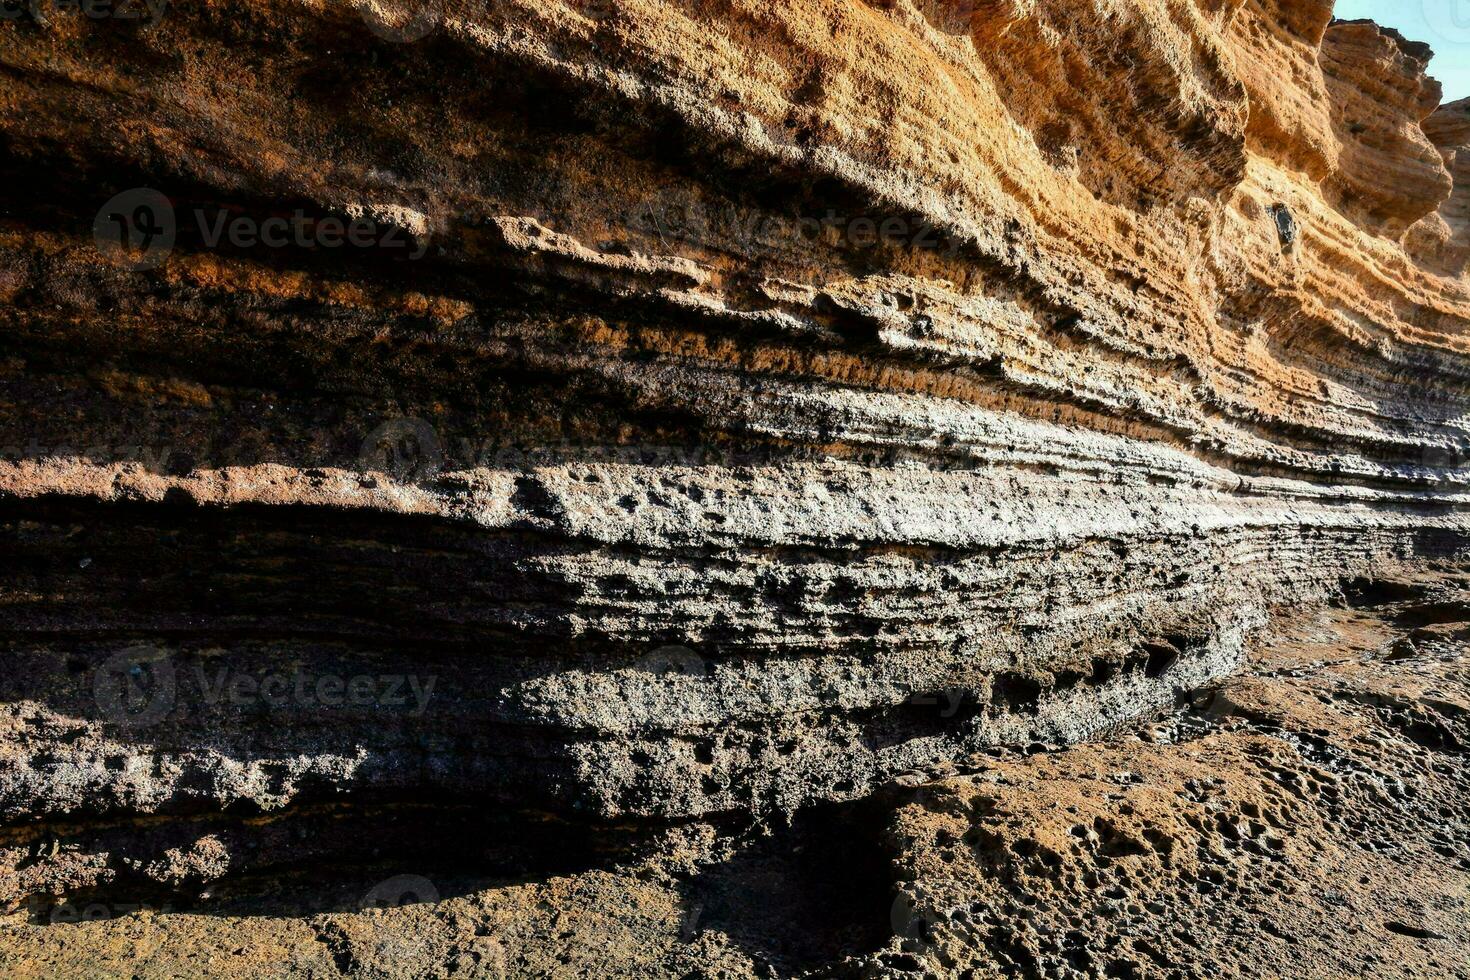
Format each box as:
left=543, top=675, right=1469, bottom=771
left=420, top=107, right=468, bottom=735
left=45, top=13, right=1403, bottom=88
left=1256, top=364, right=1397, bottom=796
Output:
left=0, top=1, right=1466, bottom=974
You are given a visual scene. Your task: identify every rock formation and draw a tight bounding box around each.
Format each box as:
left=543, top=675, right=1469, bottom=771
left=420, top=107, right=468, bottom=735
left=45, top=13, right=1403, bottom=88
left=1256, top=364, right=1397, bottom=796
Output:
left=0, top=0, right=1466, bottom=975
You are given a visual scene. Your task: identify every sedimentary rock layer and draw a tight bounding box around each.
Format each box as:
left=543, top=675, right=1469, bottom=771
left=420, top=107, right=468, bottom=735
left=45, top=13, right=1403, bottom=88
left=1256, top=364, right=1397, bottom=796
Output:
left=0, top=0, right=1467, bottom=916
left=3, top=560, right=1465, bottom=978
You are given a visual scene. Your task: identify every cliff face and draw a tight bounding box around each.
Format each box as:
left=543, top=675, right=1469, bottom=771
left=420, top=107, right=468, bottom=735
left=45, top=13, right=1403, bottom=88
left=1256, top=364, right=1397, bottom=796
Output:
left=0, top=1, right=1467, bottom=972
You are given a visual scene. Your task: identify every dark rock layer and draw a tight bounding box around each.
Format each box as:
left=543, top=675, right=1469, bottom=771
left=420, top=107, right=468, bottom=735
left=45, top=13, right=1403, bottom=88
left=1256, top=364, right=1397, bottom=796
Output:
left=0, top=0, right=1467, bottom=953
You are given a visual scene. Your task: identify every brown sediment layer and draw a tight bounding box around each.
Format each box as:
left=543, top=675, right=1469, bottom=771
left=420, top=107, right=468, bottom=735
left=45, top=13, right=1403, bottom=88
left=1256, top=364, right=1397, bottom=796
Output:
left=0, top=2, right=1466, bottom=973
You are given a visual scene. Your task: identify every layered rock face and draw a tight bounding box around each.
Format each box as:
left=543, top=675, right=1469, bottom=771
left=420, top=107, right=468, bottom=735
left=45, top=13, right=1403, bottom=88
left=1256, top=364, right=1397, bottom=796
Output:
left=0, top=0, right=1467, bottom=965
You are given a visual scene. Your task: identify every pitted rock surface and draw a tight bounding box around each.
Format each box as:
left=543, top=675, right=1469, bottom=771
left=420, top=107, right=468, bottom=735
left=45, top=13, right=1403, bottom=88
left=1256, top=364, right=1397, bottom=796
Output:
left=0, top=1, right=1467, bottom=976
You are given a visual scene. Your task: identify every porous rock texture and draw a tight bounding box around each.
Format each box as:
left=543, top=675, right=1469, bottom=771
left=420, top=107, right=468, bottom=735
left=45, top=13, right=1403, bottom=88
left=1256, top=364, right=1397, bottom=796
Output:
left=0, top=0, right=1467, bottom=976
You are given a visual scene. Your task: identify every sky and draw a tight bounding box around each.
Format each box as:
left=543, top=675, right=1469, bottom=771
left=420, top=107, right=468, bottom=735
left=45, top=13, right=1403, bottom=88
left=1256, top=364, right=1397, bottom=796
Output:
left=1334, top=1, right=1470, bottom=102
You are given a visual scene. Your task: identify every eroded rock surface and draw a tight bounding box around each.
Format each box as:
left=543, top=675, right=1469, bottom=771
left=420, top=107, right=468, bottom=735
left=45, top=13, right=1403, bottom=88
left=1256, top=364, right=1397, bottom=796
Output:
left=2, top=563, right=1466, bottom=978
left=0, top=0, right=1467, bottom=975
